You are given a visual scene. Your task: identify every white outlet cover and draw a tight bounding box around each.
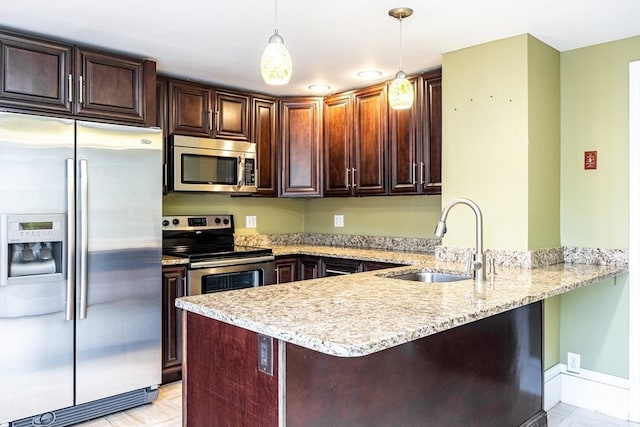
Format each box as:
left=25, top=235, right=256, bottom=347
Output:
left=246, top=216, right=257, bottom=228
left=334, top=215, right=344, bottom=227
left=567, top=352, right=581, bottom=374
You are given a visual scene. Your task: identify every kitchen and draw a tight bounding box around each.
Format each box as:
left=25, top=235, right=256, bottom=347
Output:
left=1, top=1, right=639, bottom=426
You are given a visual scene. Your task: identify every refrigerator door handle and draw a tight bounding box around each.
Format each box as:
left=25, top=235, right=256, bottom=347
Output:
left=79, top=159, right=89, bottom=319
left=65, top=158, right=75, bottom=321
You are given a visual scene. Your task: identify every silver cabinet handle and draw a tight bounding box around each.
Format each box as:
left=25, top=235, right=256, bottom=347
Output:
left=412, top=162, right=417, bottom=185
left=67, top=74, right=73, bottom=103
left=215, top=110, right=220, bottom=132
left=352, top=168, right=357, bottom=188
left=65, top=159, right=75, bottom=321
left=79, top=159, right=89, bottom=319
left=182, top=276, right=187, bottom=297
left=274, top=267, right=280, bottom=284
left=78, top=75, right=84, bottom=104
left=420, top=162, right=425, bottom=185
left=324, top=269, right=351, bottom=275
left=345, top=168, right=350, bottom=188
left=208, top=110, right=213, bottom=131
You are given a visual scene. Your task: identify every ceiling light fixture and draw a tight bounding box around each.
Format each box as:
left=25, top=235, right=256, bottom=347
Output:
left=308, top=84, right=331, bottom=93
left=261, top=0, right=292, bottom=85
left=388, top=7, right=414, bottom=110
left=357, top=70, right=382, bottom=79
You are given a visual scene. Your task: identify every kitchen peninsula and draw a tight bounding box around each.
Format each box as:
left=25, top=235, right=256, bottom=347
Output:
left=176, top=255, right=625, bottom=427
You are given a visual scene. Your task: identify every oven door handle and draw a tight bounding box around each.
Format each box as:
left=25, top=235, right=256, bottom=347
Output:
left=190, top=255, right=275, bottom=269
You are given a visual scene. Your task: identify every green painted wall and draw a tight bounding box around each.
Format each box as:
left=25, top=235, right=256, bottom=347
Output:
left=163, top=193, right=441, bottom=238
left=544, top=296, right=561, bottom=369
left=442, top=34, right=560, bottom=251
left=442, top=35, right=531, bottom=251
left=556, top=35, right=640, bottom=378
left=163, top=193, right=305, bottom=235
left=528, top=36, right=561, bottom=250
left=303, top=196, right=441, bottom=238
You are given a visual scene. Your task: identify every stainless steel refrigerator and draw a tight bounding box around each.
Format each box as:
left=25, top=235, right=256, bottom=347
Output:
left=0, top=111, right=162, bottom=426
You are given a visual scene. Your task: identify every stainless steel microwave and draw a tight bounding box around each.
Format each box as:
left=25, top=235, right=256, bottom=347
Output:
left=171, top=135, right=257, bottom=193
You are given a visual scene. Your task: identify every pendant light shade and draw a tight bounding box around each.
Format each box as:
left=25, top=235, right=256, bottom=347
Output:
left=388, top=7, right=414, bottom=110
left=261, top=1, right=292, bottom=85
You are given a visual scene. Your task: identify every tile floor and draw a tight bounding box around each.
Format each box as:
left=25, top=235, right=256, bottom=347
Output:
left=74, top=381, right=640, bottom=427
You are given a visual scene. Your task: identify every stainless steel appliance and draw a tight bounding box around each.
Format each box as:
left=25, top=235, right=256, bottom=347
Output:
left=0, top=112, right=162, bottom=426
left=170, top=135, right=257, bottom=193
left=162, top=215, right=274, bottom=293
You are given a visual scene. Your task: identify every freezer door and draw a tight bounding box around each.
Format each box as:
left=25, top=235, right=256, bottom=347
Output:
left=75, top=121, right=162, bottom=404
left=0, top=112, right=75, bottom=423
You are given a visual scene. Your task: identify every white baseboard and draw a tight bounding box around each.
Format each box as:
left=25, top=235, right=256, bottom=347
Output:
left=544, top=363, right=630, bottom=420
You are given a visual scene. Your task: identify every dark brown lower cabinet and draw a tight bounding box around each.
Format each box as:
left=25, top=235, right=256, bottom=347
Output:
left=274, top=257, right=298, bottom=284
left=161, top=265, right=186, bottom=384
left=299, top=256, right=321, bottom=280
left=183, top=301, right=546, bottom=427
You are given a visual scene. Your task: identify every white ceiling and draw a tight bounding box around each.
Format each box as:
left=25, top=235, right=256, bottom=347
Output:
left=2, top=0, right=639, bottom=97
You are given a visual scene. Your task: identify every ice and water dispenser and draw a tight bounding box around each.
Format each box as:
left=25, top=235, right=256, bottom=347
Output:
left=1, top=214, right=65, bottom=284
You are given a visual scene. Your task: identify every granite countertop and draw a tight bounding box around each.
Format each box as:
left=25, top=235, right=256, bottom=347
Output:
left=175, top=248, right=627, bottom=358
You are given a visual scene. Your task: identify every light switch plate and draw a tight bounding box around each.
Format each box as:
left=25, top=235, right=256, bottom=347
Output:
left=334, top=214, right=344, bottom=227
left=258, top=334, right=273, bottom=376
left=246, top=215, right=257, bottom=228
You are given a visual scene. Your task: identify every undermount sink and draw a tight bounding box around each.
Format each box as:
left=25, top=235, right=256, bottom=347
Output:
left=388, top=271, right=472, bottom=283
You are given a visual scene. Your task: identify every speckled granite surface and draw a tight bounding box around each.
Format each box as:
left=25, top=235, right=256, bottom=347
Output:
left=176, top=259, right=627, bottom=358
left=236, top=233, right=439, bottom=254
left=162, top=255, right=189, bottom=266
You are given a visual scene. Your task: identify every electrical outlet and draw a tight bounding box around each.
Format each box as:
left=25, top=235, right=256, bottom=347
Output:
left=567, top=352, right=581, bottom=374
left=334, top=214, right=344, bottom=227
left=245, top=215, right=257, bottom=228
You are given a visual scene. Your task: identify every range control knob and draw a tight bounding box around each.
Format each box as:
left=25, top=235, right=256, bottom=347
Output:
left=162, top=220, right=169, bottom=227
left=172, top=218, right=180, bottom=225
left=223, top=218, right=230, bottom=225
left=214, top=217, right=221, bottom=224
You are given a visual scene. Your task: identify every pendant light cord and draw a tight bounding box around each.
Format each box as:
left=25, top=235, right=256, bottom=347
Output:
left=398, top=16, right=404, bottom=72
left=274, top=0, right=279, bottom=34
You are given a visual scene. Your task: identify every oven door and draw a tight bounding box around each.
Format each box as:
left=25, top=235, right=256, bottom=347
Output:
left=187, top=258, right=274, bottom=295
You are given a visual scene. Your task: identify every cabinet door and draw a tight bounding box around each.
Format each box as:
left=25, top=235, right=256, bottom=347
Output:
left=389, top=76, right=421, bottom=194
left=323, top=93, right=353, bottom=196
left=362, top=261, right=403, bottom=271
left=75, top=48, right=146, bottom=122
left=168, top=79, right=211, bottom=137
left=157, top=76, right=169, bottom=194
left=353, top=84, right=387, bottom=195
left=162, top=266, right=186, bottom=384
left=252, top=96, right=278, bottom=196
left=279, top=98, right=322, bottom=197
left=213, top=89, right=250, bottom=141
left=299, top=256, right=321, bottom=280
left=274, top=258, right=298, bottom=284
left=0, top=30, right=73, bottom=113
left=422, top=71, right=442, bottom=194
left=321, top=257, right=363, bottom=276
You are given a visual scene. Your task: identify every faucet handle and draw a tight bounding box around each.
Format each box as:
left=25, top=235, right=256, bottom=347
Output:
left=466, top=249, right=474, bottom=274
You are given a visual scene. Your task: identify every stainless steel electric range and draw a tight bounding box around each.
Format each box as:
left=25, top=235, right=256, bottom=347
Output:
left=162, top=215, right=274, bottom=295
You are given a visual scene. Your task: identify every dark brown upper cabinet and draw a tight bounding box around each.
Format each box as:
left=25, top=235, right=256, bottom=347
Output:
left=74, top=47, right=148, bottom=123
left=352, top=84, right=388, bottom=195
left=252, top=96, right=278, bottom=196
left=421, top=70, right=442, bottom=194
left=279, top=97, right=323, bottom=197
left=0, top=29, right=154, bottom=125
left=323, top=84, right=388, bottom=196
left=167, top=78, right=251, bottom=141
left=323, top=93, right=353, bottom=196
left=387, top=70, right=442, bottom=195
left=213, top=89, right=250, bottom=141
left=168, top=79, right=211, bottom=137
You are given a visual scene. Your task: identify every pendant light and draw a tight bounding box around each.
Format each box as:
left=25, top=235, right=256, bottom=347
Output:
left=261, top=0, right=292, bottom=85
left=388, top=7, right=414, bottom=110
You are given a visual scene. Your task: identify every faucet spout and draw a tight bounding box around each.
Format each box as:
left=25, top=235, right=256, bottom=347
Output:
left=434, top=198, right=486, bottom=285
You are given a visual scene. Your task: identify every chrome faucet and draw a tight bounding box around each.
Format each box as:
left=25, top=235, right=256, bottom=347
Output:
left=434, top=198, right=486, bottom=285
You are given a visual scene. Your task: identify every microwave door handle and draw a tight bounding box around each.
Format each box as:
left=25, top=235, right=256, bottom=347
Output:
left=237, top=156, right=243, bottom=187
